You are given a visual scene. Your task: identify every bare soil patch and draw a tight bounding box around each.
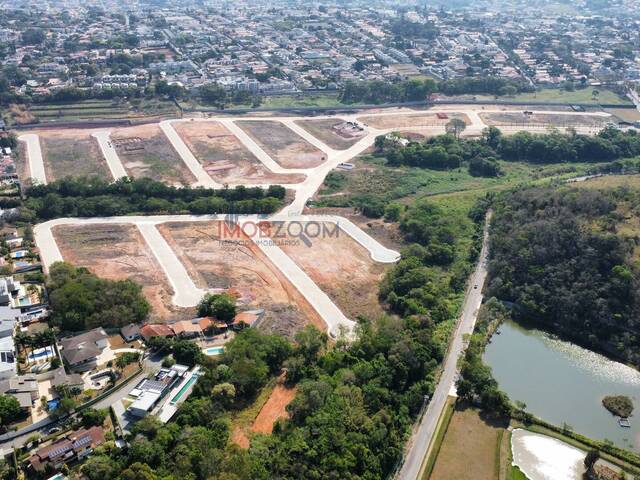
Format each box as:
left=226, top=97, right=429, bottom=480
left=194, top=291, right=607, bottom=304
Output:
left=430, top=407, right=503, bottom=480
left=295, top=119, right=364, bottom=150
left=157, top=221, right=324, bottom=337
left=277, top=221, right=389, bottom=319
left=38, top=130, right=111, bottom=181
left=251, top=383, right=297, bottom=434
left=174, top=121, right=305, bottom=184
left=52, top=223, right=189, bottom=321
left=605, top=108, right=640, bottom=123
left=236, top=120, right=326, bottom=168
left=480, top=111, right=607, bottom=127
left=111, top=123, right=195, bottom=185
left=14, top=143, right=31, bottom=186
left=357, top=112, right=470, bottom=129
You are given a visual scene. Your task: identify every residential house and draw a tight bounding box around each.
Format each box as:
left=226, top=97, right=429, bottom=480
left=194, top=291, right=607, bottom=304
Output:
left=50, top=366, right=84, bottom=392
left=0, top=335, right=15, bottom=380
left=170, top=319, right=203, bottom=338
left=59, top=328, right=108, bottom=371
left=0, top=374, right=38, bottom=410
left=27, top=426, right=105, bottom=472
left=120, top=323, right=141, bottom=342
left=140, top=324, right=174, bottom=342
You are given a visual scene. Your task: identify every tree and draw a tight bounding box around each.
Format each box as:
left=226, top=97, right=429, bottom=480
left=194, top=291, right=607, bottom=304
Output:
left=584, top=449, right=600, bottom=472
left=445, top=118, right=467, bottom=139
left=81, top=408, right=108, bottom=428
left=199, top=82, right=227, bottom=105
left=0, top=395, right=21, bottom=425
left=81, top=455, right=118, bottom=480
left=197, top=293, right=237, bottom=322
left=172, top=340, right=202, bottom=367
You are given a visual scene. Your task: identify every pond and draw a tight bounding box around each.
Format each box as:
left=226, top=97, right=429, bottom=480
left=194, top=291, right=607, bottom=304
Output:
left=483, top=319, right=640, bottom=452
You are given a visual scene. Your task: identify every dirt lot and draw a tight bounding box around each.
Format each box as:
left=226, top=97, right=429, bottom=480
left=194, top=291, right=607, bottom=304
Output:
left=277, top=221, right=389, bottom=319
left=357, top=112, right=470, bottom=129
left=52, top=223, right=189, bottom=321
left=157, top=221, right=324, bottom=336
left=111, top=123, right=195, bottom=185
left=236, top=120, right=326, bottom=168
left=296, top=119, right=364, bottom=150
left=605, top=108, right=640, bottom=123
left=251, top=383, right=297, bottom=434
left=38, top=130, right=111, bottom=181
left=174, top=121, right=305, bottom=184
left=480, top=111, right=608, bottom=127
left=14, top=144, right=31, bottom=186
left=430, top=407, right=503, bottom=480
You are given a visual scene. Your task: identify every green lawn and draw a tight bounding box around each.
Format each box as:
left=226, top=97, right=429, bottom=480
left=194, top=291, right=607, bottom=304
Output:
left=468, top=87, right=630, bottom=106
left=509, top=466, right=529, bottom=480
left=259, top=93, right=343, bottom=109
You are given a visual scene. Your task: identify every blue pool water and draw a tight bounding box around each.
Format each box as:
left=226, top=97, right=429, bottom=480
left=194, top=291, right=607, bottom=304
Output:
left=170, top=374, right=200, bottom=404
left=28, top=346, right=55, bottom=361
left=204, top=346, right=224, bottom=356
left=47, top=399, right=59, bottom=411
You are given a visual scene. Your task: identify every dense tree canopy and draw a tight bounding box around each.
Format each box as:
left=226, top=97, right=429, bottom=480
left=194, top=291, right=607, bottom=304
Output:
left=487, top=186, right=640, bottom=365
left=47, top=262, right=150, bottom=331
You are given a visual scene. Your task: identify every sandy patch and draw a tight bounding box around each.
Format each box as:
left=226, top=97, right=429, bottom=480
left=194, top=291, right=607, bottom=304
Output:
left=251, top=384, right=296, bottom=434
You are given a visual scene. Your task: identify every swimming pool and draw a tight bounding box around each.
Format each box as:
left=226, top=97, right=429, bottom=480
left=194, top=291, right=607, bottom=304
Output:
left=28, top=346, right=55, bottom=361
left=170, top=373, right=200, bottom=404
left=204, top=346, right=224, bottom=356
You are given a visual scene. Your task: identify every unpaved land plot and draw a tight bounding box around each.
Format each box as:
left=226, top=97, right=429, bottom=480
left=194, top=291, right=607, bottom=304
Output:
left=295, top=119, right=364, bottom=150
left=251, top=384, right=296, bottom=434
left=357, top=112, right=470, bottom=129
left=39, top=130, right=111, bottom=181
left=14, top=145, right=31, bottom=186
left=174, top=121, right=305, bottom=184
left=605, top=108, right=640, bottom=123
left=278, top=221, right=389, bottom=319
left=157, top=221, right=324, bottom=336
left=236, top=120, right=326, bottom=168
left=480, top=112, right=607, bottom=127
left=430, top=407, right=503, bottom=480
left=52, top=223, right=188, bottom=321
left=111, top=123, right=195, bottom=185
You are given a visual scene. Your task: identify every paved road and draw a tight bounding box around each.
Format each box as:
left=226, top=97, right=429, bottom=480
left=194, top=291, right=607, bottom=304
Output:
left=92, top=130, right=128, bottom=179
left=136, top=222, right=206, bottom=307
left=17, top=134, right=47, bottom=185
left=396, top=213, right=491, bottom=480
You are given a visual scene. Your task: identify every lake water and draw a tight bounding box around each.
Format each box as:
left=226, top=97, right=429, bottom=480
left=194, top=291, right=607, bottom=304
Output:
left=483, top=320, right=640, bottom=452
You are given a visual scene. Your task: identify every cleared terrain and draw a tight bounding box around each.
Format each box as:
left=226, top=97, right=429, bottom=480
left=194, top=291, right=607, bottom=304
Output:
left=52, top=223, right=186, bottom=321
left=174, top=121, right=305, bottom=184
left=39, top=130, right=111, bottom=181
left=236, top=120, right=327, bottom=168
left=111, top=123, right=196, bottom=185
left=157, top=220, right=325, bottom=336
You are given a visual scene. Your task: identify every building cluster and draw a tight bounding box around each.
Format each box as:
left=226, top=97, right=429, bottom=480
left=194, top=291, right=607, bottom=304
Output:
left=1, top=1, right=639, bottom=102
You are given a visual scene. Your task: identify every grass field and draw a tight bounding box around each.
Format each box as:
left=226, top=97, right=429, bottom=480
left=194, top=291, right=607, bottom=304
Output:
left=462, top=87, right=631, bottom=106
left=19, top=99, right=179, bottom=124
left=314, top=154, right=601, bottom=210
left=260, top=93, right=342, bottom=109
left=429, top=406, right=505, bottom=480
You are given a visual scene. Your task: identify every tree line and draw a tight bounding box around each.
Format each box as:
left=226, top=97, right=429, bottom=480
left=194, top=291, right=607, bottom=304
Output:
left=339, top=76, right=532, bottom=105
left=375, top=126, right=640, bottom=179
left=22, top=176, right=286, bottom=220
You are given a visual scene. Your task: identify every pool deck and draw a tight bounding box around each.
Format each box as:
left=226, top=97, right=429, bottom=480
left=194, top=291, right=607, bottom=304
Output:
left=155, top=366, right=201, bottom=423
